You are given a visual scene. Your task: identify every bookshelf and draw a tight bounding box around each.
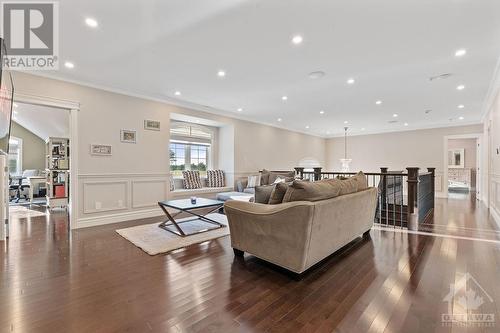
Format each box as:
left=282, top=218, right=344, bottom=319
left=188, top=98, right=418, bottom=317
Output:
left=46, top=137, right=70, bottom=209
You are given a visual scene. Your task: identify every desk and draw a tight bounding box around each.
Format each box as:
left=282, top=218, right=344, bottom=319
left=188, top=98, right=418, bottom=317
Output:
left=27, top=176, right=46, bottom=201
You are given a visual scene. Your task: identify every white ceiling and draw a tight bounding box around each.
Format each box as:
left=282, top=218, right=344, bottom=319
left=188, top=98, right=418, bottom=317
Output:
left=41, top=0, right=500, bottom=137
left=13, top=102, right=70, bottom=140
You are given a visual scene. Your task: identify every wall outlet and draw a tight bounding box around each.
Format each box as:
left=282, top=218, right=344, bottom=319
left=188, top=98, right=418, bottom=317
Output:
left=95, top=202, right=102, bottom=210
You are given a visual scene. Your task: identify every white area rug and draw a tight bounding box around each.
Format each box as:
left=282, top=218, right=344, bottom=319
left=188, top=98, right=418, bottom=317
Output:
left=116, top=213, right=230, bottom=255
left=10, top=206, right=47, bottom=219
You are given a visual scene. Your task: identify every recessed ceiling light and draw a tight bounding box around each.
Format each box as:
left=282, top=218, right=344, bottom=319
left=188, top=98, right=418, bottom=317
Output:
left=455, top=49, right=467, bottom=57
left=308, top=71, right=325, bottom=79
left=375, top=100, right=382, bottom=105
left=64, top=61, right=74, bottom=69
left=319, top=110, right=325, bottom=114
left=291, top=35, right=303, bottom=45
left=347, top=78, right=355, bottom=85
left=217, top=70, right=226, bottom=77
left=404, top=122, right=409, bottom=126
left=458, top=104, right=465, bottom=109
left=85, top=17, right=98, bottom=28
left=305, top=125, right=310, bottom=129
left=456, top=84, right=465, bottom=90
left=281, top=96, right=288, bottom=101
left=361, top=127, right=365, bottom=131
left=393, top=113, right=398, bottom=117
left=277, top=118, right=282, bottom=122
left=237, top=108, right=243, bottom=112
left=344, top=120, right=349, bottom=124
left=459, top=116, right=465, bottom=120
left=174, top=91, right=181, bottom=96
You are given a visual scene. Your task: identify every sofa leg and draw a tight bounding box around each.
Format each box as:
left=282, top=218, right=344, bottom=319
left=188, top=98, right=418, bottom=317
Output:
left=363, top=230, right=371, bottom=239
left=233, top=248, right=244, bottom=257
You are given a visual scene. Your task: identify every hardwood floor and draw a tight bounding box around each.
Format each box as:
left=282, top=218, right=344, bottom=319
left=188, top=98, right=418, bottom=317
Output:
left=1, top=196, right=499, bottom=332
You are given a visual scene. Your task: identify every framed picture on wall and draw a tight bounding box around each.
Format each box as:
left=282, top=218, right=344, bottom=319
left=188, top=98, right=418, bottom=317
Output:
left=144, top=120, right=160, bottom=131
left=121, top=130, right=137, bottom=143
left=448, top=149, right=465, bottom=168
left=90, top=144, right=112, bottom=156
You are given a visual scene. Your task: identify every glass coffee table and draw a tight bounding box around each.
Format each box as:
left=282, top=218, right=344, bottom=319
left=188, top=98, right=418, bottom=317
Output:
left=157, top=198, right=226, bottom=237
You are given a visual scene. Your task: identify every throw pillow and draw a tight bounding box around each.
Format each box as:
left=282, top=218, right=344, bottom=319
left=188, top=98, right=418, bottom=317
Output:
left=268, top=171, right=295, bottom=184
left=246, top=174, right=261, bottom=188
left=169, top=174, right=175, bottom=191
left=260, top=169, right=271, bottom=185
left=255, top=185, right=275, bottom=204
left=207, top=170, right=225, bottom=187
left=268, top=182, right=289, bottom=204
left=182, top=170, right=202, bottom=189
left=352, top=171, right=368, bottom=191
left=282, top=179, right=342, bottom=202
left=272, top=176, right=286, bottom=184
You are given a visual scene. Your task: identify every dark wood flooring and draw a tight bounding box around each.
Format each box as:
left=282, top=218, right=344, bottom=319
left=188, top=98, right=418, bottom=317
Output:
left=1, top=195, right=499, bottom=332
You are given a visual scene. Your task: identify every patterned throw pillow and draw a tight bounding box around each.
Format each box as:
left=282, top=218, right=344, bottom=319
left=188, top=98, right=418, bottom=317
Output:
left=247, top=175, right=261, bottom=188
left=207, top=170, right=225, bottom=187
left=182, top=170, right=202, bottom=189
left=169, top=174, right=175, bottom=191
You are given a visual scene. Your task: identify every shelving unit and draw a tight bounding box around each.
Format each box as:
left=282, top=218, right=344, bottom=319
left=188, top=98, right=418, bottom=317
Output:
left=46, top=137, right=70, bottom=209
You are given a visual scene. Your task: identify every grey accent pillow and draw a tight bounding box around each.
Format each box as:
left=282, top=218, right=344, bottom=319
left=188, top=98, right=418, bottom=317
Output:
left=254, top=185, right=275, bottom=204
left=268, top=182, right=289, bottom=204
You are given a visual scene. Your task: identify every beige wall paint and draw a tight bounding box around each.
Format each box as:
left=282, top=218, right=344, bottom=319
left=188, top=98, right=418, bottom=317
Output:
left=325, top=124, right=483, bottom=195
left=11, top=122, right=45, bottom=171
left=12, top=72, right=325, bottom=227
left=448, top=138, right=477, bottom=169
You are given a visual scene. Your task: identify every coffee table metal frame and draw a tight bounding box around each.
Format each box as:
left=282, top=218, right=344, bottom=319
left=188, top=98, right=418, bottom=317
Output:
left=157, top=199, right=225, bottom=237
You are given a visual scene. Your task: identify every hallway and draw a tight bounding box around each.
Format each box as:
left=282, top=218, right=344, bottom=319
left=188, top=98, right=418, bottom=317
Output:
left=0, top=199, right=499, bottom=332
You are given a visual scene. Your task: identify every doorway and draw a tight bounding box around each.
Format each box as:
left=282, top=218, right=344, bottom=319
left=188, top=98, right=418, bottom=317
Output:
left=444, top=133, right=483, bottom=200
left=7, top=102, right=71, bottom=222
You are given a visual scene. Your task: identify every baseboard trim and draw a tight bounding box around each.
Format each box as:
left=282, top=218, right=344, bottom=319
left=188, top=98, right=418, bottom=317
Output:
left=76, top=208, right=163, bottom=229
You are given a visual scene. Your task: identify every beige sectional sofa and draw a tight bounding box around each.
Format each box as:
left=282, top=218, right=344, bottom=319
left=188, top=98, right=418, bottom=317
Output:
left=224, top=172, right=378, bottom=274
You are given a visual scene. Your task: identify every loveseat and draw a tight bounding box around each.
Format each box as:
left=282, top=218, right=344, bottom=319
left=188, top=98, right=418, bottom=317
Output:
left=224, top=173, right=378, bottom=274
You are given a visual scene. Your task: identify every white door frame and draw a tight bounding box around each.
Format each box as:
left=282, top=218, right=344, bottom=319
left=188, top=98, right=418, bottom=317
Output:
left=443, top=133, right=483, bottom=200
left=12, top=92, right=80, bottom=229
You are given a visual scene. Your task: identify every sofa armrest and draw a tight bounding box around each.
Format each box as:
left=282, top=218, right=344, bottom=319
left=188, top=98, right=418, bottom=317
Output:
left=224, top=201, right=315, bottom=273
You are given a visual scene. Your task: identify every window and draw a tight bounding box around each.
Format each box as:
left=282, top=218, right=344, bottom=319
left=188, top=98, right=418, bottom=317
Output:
left=169, top=122, right=214, bottom=177
left=8, top=136, right=22, bottom=176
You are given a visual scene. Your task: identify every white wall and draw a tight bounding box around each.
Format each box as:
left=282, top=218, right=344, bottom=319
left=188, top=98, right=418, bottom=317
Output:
left=326, top=124, right=483, bottom=196
left=12, top=72, right=325, bottom=228
left=484, top=88, right=500, bottom=226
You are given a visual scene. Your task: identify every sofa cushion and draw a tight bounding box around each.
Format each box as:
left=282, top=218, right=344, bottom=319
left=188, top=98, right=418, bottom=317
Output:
left=268, top=171, right=295, bottom=184
left=268, top=182, right=289, bottom=204
left=255, top=185, right=275, bottom=204
left=182, top=170, right=202, bottom=189
left=351, top=171, right=368, bottom=191
left=282, top=179, right=342, bottom=202
left=207, top=170, right=225, bottom=187
left=260, top=169, right=271, bottom=185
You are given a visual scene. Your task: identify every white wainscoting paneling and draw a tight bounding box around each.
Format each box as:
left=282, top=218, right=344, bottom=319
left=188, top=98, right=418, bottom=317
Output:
left=83, top=181, right=128, bottom=214
left=132, top=179, right=168, bottom=208
left=77, top=173, right=169, bottom=228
